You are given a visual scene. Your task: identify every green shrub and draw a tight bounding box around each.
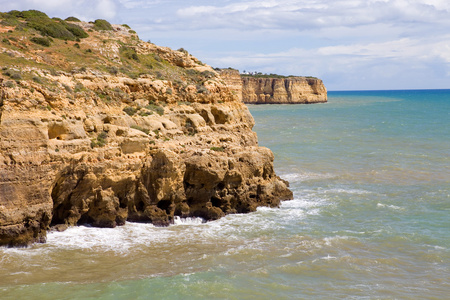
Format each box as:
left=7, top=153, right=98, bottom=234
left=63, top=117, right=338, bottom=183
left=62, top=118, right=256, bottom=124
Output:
left=120, top=46, right=139, bottom=61
left=91, top=132, right=107, bottom=148
left=196, top=85, right=208, bottom=94
left=32, top=76, right=43, bottom=83
left=108, top=66, right=119, bottom=75
left=30, top=36, right=51, bottom=46
left=27, top=18, right=76, bottom=40
left=210, top=147, right=225, bottom=152
left=93, top=19, right=113, bottom=31
left=62, top=83, right=72, bottom=93
left=131, top=125, right=149, bottom=135
left=122, top=24, right=131, bottom=29
left=74, top=82, right=85, bottom=92
left=12, top=10, right=49, bottom=19
left=123, top=106, right=137, bottom=116
left=63, top=22, right=88, bottom=38
left=2, top=38, right=11, bottom=45
left=0, top=15, right=21, bottom=26
left=4, top=81, right=15, bottom=88
left=65, top=16, right=81, bottom=22
left=201, top=70, right=216, bottom=79
left=145, top=103, right=164, bottom=116
left=10, top=72, right=22, bottom=80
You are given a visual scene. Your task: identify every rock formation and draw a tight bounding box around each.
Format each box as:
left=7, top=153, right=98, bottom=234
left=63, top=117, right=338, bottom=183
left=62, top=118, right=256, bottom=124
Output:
left=0, top=11, right=292, bottom=246
left=220, top=69, right=327, bottom=104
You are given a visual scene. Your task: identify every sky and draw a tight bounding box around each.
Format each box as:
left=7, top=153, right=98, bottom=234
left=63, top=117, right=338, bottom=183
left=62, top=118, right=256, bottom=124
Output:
left=1, top=0, right=450, bottom=90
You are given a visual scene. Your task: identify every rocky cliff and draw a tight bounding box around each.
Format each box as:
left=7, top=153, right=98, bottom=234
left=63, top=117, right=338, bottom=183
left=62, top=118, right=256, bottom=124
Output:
left=220, top=69, right=327, bottom=104
left=0, top=11, right=292, bottom=246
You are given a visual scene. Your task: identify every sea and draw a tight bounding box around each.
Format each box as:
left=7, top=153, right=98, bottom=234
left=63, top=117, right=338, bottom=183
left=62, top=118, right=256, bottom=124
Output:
left=1, top=89, right=449, bottom=299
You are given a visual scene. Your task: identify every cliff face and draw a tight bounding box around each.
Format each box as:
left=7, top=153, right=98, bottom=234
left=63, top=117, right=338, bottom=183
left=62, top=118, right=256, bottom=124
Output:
left=0, top=13, right=292, bottom=246
left=220, top=69, right=327, bottom=104
left=219, top=69, right=243, bottom=102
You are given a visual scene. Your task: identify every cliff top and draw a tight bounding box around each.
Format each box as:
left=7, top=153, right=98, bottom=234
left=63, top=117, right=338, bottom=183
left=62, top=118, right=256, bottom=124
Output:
left=0, top=9, right=221, bottom=97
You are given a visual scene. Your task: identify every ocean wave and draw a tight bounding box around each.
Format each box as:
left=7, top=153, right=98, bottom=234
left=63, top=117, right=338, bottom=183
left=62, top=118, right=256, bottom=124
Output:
left=376, top=203, right=404, bottom=210
left=280, top=172, right=336, bottom=183
left=172, top=216, right=205, bottom=225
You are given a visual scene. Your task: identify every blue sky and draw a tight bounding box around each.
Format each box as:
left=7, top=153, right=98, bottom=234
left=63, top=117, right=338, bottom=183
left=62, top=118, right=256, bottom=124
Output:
left=2, top=0, right=450, bottom=90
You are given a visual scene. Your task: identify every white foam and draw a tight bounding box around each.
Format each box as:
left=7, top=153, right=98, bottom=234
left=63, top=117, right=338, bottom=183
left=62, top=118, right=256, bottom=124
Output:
left=172, top=216, right=204, bottom=225
left=44, top=222, right=171, bottom=253
left=281, top=172, right=335, bottom=183
left=377, top=203, right=404, bottom=210
left=323, top=188, right=372, bottom=195
left=322, top=254, right=337, bottom=260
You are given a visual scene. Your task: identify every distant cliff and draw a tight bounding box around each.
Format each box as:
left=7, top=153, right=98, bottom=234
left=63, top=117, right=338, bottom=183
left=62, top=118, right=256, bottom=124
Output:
left=220, top=69, right=327, bottom=104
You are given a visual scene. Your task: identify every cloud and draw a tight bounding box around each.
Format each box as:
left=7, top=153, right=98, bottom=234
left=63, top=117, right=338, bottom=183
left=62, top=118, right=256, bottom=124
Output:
left=175, top=0, right=450, bottom=32
left=0, top=0, right=119, bottom=20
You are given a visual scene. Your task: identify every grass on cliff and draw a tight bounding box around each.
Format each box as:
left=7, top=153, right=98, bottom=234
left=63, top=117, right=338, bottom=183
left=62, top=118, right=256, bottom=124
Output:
left=1, top=10, right=89, bottom=42
left=0, top=9, right=219, bottom=98
left=241, top=72, right=318, bottom=79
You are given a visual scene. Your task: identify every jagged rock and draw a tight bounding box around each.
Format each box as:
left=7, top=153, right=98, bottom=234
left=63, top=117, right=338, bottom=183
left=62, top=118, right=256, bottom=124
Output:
left=0, top=16, right=293, bottom=246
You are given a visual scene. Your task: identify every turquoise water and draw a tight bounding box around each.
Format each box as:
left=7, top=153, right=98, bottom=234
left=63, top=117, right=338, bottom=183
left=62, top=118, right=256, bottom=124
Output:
left=1, top=90, right=449, bottom=299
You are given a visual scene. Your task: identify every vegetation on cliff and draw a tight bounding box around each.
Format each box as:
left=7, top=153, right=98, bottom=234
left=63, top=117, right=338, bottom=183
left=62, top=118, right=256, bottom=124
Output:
left=0, top=10, right=292, bottom=247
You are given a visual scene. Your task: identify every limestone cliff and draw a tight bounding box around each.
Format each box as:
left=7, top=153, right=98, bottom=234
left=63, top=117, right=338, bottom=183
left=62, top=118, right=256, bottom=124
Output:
left=0, top=11, right=292, bottom=246
left=220, top=69, right=327, bottom=104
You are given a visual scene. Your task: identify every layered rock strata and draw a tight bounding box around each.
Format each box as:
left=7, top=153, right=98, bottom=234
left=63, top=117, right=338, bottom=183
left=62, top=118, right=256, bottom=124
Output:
left=220, top=69, right=327, bottom=104
left=0, top=18, right=292, bottom=246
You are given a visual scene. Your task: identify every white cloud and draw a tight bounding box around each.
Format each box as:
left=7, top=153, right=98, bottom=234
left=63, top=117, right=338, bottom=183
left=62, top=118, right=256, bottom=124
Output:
left=0, top=0, right=119, bottom=20
left=174, top=0, right=450, bottom=32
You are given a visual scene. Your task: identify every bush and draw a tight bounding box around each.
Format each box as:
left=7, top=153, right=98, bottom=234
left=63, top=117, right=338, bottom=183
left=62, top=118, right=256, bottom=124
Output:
left=10, top=72, right=22, bottom=80
left=30, top=36, right=51, bottom=47
left=108, top=66, right=119, bottom=75
left=123, top=106, right=137, bottom=116
left=27, top=18, right=76, bottom=40
left=210, top=147, right=225, bottom=152
left=63, top=22, right=88, bottom=38
left=32, top=76, right=43, bottom=83
left=65, top=16, right=81, bottom=22
left=16, top=10, right=48, bottom=19
left=201, top=70, right=216, bottom=79
left=1, top=15, right=21, bottom=26
left=196, top=85, right=208, bottom=94
left=91, top=132, right=107, bottom=148
left=145, top=103, right=164, bottom=116
left=131, top=125, right=149, bottom=135
left=4, top=81, right=15, bottom=88
left=93, top=19, right=113, bottom=31
left=120, top=46, right=139, bottom=61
